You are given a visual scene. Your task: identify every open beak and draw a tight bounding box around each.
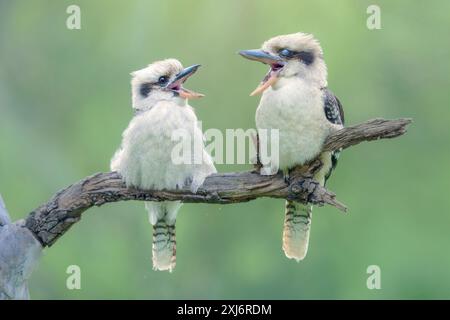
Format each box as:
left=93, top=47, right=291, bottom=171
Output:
left=238, top=49, right=285, bottom=96
left=166, top=64, right=205, bottom=99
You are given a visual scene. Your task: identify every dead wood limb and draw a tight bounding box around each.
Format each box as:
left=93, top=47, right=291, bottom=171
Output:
left=0, top=117, right=411, bottom=299
left=23, top=118, right=412, bottom=247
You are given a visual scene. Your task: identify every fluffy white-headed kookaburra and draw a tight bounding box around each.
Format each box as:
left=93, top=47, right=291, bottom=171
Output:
left=239, top=33, right=345, bottom=261
left=111, top=59, right=216, bottom=272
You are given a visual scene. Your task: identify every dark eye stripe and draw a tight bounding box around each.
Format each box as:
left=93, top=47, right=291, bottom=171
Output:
left=279, top=48, right=315, bottom=65
left=298, top=51, right=314, bottom=65
left=140, top=83, right=151, bottom=97
left=279, top=48, right=295, bottom=58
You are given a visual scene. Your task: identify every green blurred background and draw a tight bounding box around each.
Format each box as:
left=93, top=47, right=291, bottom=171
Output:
left=1, top=0, right=449, bottom=299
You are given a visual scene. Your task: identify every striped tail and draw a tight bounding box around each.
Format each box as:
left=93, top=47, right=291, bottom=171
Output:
left=282, top=200, right=312, bottom=261
left=152, top=219, right=176, bottom=272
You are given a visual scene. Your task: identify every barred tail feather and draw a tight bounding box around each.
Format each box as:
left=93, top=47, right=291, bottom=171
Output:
left=146, top=201, right=181, bottom=272
left=152, top=219, right=176, bottom=272
left=282, top=200, right=312, bottom=261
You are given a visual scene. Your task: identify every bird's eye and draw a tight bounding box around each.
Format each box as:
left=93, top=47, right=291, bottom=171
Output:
left=158, top=76, right=169, bottom=85
left=279, top=48, right=294, bottom=58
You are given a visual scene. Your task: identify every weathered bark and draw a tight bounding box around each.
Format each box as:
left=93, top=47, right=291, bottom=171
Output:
left=323, top=118, right=412, bottom=151
left=25, top=162, right=345, bottom=248
left=0, top=195, right=42, bottom=300
left=0, top=117, right=412, bottom=299
left=24, top=118, right=411, bottom=248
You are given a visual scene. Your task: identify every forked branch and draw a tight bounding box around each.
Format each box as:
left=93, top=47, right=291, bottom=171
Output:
left=23, top=118, right=412, bottom=247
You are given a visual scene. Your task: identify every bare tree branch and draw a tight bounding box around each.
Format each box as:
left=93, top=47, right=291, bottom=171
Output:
left=23, top=118, right=411, bottom=247
left=0, top=117, right=412, bottom=299
left=323, top=118, right=412, bottom=151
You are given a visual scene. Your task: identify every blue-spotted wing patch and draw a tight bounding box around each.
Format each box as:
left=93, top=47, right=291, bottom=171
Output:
left=321, top=88, right=345, bottom=184
left=322, top=88, right=344, bottom=125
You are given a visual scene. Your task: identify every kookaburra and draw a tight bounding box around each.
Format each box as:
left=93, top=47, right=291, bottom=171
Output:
left=239, top=32, right=345, bottom=261
left=111, top=59, right=216, bottom=272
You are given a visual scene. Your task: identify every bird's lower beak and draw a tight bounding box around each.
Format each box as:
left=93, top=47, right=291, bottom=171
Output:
left=166, top=64, right=205, bottom=99
left=238, top=49, right=285, bottom=96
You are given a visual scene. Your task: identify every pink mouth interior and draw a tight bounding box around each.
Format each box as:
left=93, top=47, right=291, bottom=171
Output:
left=262, top=63, right=284, bottom=83
left=271, top=63, right=284, bottom=71
left=168, top=78, right=188, bottom=91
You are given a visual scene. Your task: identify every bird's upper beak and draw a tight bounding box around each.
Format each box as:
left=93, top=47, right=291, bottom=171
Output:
left=238, top=49, right=286, bottom=96
left=166, top=64, right=205, bottom=99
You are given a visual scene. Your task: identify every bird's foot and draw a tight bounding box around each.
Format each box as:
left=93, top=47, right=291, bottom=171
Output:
left=284, top=170, right=291, bottom=184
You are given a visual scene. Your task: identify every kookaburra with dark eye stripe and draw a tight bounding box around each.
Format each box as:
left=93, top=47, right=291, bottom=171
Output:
left=111, top=59, right=216, bottom=272
left=239, top=32, right=345, bottom=261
